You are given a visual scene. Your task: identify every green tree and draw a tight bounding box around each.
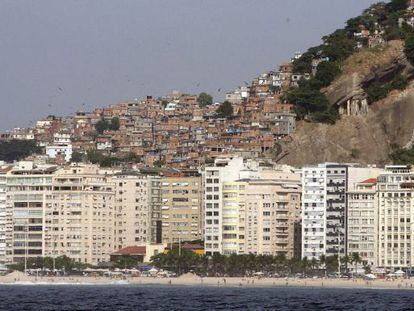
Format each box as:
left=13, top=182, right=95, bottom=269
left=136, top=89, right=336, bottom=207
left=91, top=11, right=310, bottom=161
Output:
left=109, top=117, right=120, bottom=131
left=405, top=31, right=414, bottom=67
left=100, top=156, right=119, bottom=167
left=87, top=150, right=105, bottom=164
left=322, top=29, right=356, bottom=62
left=390, top=146, right=414, bottom=164
left=216, top=101, right=233, bottom=118
left=387, top=0, right=409, bottom=12
left=70, top=151, right=84, bottom=163
left=314, top=61, right=341, bottom=87
left=0, top=140, right=41, bottom=162
left=95, top=119, right=110, bottom=134
left=197, top=92, right=213, bottom=107
left=365, top=82, right=389, bottom=103
left=113, top=256, right=139, bottom=269
left=351, top=252, right=362, bottom=275
left=285, top=81, right=331, bottom=120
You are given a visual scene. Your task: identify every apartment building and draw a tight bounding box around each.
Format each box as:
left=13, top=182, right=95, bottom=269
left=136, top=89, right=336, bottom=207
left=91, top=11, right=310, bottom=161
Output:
left=5, top=162, right=57, bottom=264
left=302, top=164, right=348, bottom=260
left=205, top=157, right=301, bottom=257
left=221, top=181, right=247, bottom=255
left=204, top=157, right=259, bottom=255
left=377, top=165, right=414, bottom=271
left=347, top=178, right=378, bottom=268
left=244, top=175, right=301, bottom=258
left=44, top=164, right=116, bottom=265
left=112, top=173, right=162, bottom=250
left=160, top=175, right=203, bottom=245
left=0, top=165, right=12, bottom=263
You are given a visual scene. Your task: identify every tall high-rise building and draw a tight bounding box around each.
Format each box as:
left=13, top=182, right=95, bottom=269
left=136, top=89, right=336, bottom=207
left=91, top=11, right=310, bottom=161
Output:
left=302, top=164, right=348, bottom=260
left=0, top=164, right=12, bottom=264
left=204, top=157, right=259, bottom=255
left=44, top=164, right=116, bottom=265
left=347, top=178, right=378, bottom=268
left=244, top=175, right=301, bottom=258
left=204, top=157, right=301, bottom=257
left=377, top=165, right=414, bottom=271
left=160, top=174, right=202, bottom=245
left=5, top=161, right=57, bottom=264
left=112, top=173, right=162, bottom=250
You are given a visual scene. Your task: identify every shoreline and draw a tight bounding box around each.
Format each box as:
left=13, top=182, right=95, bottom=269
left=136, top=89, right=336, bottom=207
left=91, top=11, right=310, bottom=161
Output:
left=1, top=275, right=414, bottom=290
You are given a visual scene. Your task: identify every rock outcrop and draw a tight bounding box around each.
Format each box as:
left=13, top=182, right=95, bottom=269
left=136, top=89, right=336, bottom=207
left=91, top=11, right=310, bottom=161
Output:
left=324, top=40, right=414, bottom=116
left=279, top=81, right=414, bottom=166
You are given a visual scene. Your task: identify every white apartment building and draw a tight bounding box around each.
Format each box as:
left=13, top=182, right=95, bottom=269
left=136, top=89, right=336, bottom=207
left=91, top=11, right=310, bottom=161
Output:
left=45, top=132, right=73, bottom=163
left=204, top=157, right=259, bottom=255
left=302, top=164, right=348, bottom=260
left=5, top=162, right=57, bottom=264
left=377, top=165, right=414, bottom=271
left=0, top=164, right=12, bottom=263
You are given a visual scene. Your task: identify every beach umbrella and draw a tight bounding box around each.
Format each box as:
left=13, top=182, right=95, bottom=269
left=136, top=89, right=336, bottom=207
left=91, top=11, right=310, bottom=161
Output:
left=364, top=274, right=376, bottom=280
left=395, top=270, right=405, bottom=276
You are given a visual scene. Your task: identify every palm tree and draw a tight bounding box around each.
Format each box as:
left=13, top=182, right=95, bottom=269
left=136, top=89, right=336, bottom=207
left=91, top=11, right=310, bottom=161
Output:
left=351, top=253, right=362, bottom=276
left=319, top=254, right=327, bottom=277
left=310, top=258, right=318, bottom=276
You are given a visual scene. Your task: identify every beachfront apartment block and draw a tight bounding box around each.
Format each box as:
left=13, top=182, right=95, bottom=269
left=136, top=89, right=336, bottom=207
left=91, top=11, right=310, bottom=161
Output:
left=347, top=178, right=378, bottom=268
left=302, top=164, right=348, bottom=260
left=244, top=174, right=301, bottom=258
left=377, top=165, right=414, bottom=271
left=160, top=175, right=203, bottom=245
left=44, top=165, right=116, bottom=265
left=112, top=173, right=162, bottom=250
left=204, top=157, right=260, bottom=256
left=0, top=164, right=12, bottom=264
left=204, top=157, right=301, bottom=258
left=5, top=162, right=57, bottom=264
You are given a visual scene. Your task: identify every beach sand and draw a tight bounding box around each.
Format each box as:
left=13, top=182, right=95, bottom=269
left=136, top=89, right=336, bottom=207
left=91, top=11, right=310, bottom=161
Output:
left=1, top=272, right=414, bottom=290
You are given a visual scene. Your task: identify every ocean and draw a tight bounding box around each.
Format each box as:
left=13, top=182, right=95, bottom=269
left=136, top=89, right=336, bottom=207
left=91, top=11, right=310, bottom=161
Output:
left=0, top=285, right=413, bottom=310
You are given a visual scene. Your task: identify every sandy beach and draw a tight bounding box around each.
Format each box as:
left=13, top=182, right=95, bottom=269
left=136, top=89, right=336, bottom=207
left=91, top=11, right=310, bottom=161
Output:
left=1, top=271, right=414, bottom=290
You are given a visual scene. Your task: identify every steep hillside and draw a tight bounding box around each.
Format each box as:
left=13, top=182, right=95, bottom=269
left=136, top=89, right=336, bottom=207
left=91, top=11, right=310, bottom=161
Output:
left=324, top=40, right=414, bottom=111
left=279, top=79, right=414, bottom=166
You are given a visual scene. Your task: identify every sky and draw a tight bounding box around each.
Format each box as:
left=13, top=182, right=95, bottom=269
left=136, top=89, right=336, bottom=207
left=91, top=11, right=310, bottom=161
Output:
left=0, top=0, right=380, bottom=131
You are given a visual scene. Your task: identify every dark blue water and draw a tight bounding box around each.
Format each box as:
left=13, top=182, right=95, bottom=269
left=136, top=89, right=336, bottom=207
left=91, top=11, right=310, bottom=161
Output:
left=0, top=285, right=413, bottom=310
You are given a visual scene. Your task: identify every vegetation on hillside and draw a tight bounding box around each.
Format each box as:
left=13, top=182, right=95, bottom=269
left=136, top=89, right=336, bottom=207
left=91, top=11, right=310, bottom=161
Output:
left=86, top=150, right=120, bottom=167
left=197, top=92, right=213, bottom=107
left=364, top=74, right=408, bottom=103
left=289, top=0, right=412, bottom=124
left=0, top=140, right=41, bottom=162
left=95, top=117, right=120, bottom=134
left=216, top=101, right=234, bottom=118
left=390, top=145, right=414, bottom=165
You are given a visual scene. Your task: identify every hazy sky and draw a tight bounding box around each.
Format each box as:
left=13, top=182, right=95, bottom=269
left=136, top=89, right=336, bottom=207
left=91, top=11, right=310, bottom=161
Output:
left=0, top=0, right=379, bottom=131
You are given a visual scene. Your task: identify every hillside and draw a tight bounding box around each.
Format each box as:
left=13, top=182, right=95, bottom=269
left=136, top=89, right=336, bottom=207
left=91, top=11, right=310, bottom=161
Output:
left=279, top=41, right=414, bottom=166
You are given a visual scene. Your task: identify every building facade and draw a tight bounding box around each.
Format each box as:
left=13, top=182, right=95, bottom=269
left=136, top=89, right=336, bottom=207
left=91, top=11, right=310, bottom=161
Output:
left=347, top=178, right=378, bottom=268
left=160, top=175, right=203, bottom=245
left=377, top=165, right=414, bottom=271
left=302, top=164, right=348, bottom=260
left=5, top=162, right=57, bottom=264
left=44, top=164, right=116, bottom=265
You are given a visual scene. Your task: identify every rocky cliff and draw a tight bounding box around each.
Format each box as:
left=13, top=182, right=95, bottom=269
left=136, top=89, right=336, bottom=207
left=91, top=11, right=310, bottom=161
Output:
left=278, top=41, right=414, bottom=166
